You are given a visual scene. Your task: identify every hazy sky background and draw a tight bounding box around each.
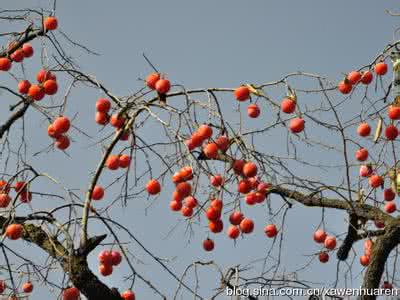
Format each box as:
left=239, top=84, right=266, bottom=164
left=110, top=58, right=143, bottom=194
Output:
left=0, top=1, right=400, bottom=299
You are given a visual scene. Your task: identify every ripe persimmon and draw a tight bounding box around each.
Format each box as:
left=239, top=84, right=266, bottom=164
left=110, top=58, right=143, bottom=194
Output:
left=215, top=136, right=230, bottom=152
left=44, top=16, right=58, bottom=30
left=155, top=79, right=171, bottom=94
left=98, top=250, right=113, bottom=265
left=384, top=202, right=396, bottom=214
left=170, top=200, right=182, bottom=211
left=388, top=105, right=400, bottom=120
left=355, top=148, right=368, bottom=162
left=247, top=103, right=260, bottom=118
left=53, top=116, right=70, bottom=134
left=360, top=255, right=370, bottom=266
left=264, top=224, right=278, bottom=238
left=237, top=179, right=252, bottom=194
left=205, top=207, right=221, bottom=221
left=239, top=218, right=254, bottom=234
left=313, top=229, right=327, bottom=243
left=22, top=43, right=34, bottom=57
left=360, top=71, right=373, bottom=84
left=185, top=196, right=198, bottom=208
left=110, top=114, right=125, bottom=128
left=43, top=79, right=58, bottom=95
left=359, top=165, right=372, bottom=177
left=55, top=135, right=70, bottom=150
left=227, top=225, right=240, bottom=239
left=91, top=185, right=104, bottom=200
left=210, top=175, right=224, bottom=187
left=347, top=71, right=361, bottom=85
left=0, top=58, right=12, bottom=71
left=209, top=219, right=223, bottom=233
left=245, top=192, right=257, bottom=205
left=146, top=179, right=161, bottom=195
left=374, top=62, right=388, bottom=76
left=385, top=125, right=399, bottom=140
left=319, top=252, right=329, bottom=263
left=190, top=132, right=204, bottom=148
left=384, top=188, right=395, bottom=201
left=357, top=122, right=371, bottom=137
left=181, top=205, right=193, bottom=217
left=243, top=162, right=257, bottom=177
left=210, top=198, right=223, bottom=211
left=95, top=112, right=109, bottom=125
left=338, top=80, right=352, bottom=94
left=281, top=97, right=296, bottom=114
left=22, top=281, right=33, bottom=293
left=369, top=175, right=383, bottom=189
left=289, top=118, right=305, bottom=133
left=111, top=251, right=122, bottom=266
left=234, top=86, right=250, bottom=101
left=106, top=155, right=120, bottom=170
left=47, top=124, right=61, bottom=139
left=229, top=211, right=244, bottom=225
left=36, top=69, right=56, bottom=83
left=146, top=73, right=160, bottom=90
left=28, top=85, right=45, bottom=101
left=96, top=98, right=111, bottom=113
left=0, top=193, right=11, bottom=208
left=63, top=287, right=80, bottom=300
left=203, top=143, right=219, bottom=159
left=202, top=238, right=214, bottom=251
left=10, top=49, right=24, bottom=62
left=121, top=290, right=136, bottom=300
left=6, top=224, right=23, bottom=240
left=232, top=159, right=245, bottom=175
left=99, top=263, right=113, bottom=276
left=118, top=154, right=131, bottom=168
left=176, top=182, right=192, bottom=198
left=18, top=80, right=31, bottom=94
left=324, top=236, right=336, bottom=250
left=198, top=124, right=213, bottom=140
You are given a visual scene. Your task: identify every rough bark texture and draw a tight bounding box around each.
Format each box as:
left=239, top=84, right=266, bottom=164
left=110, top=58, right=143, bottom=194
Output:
left=360, top=221, right=400, bottom=300
left=2, top=217, right=123, bottom=300
left=67, top=255, right=123, bottom=300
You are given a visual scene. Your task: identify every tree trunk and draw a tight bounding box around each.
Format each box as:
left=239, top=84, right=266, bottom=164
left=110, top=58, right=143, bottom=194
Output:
left=361, top=222, right=400, bottom=300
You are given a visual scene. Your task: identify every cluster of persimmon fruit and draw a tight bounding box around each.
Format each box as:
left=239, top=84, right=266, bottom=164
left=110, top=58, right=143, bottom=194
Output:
left=0, top=181, right=34, bottom=298
left=315, top=229, right=372, bottom=267
left=234, top=85, right=306, bottom=133
left=355, top=90, right=400, bottom=217
left=338, top=62, right=388, bottom=94
left=315, top=59, right=397, bottom=273
left=0, top=13, right=396, bottom=298
left=0, top=181, right=26, bottom=235
left=0, top=179, right=32, bottom=205
left=0, top=15, right=138, bottom=300
left=143, top=119, right=278, bottom=251
left=97, top=249, right=123, bottom=277
left=0, top=18, right=71, bottom=152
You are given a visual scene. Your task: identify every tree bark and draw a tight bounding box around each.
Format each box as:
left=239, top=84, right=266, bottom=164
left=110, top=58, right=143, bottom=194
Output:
left=11, top=218, right=123, bottom=300
left=361, top=221, right=400, bottom=300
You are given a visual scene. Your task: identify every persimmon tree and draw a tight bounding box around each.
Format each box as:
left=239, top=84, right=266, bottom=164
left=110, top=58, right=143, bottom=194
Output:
left=1, top=5, right=400, bottom=300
